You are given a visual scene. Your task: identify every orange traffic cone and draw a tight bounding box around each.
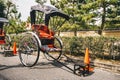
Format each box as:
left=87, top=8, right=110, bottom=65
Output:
left=84, top=48, right=94, bottom=72
left=13, top=42, right=17, bottom=55
left=84, top=48, right=90, bottom=64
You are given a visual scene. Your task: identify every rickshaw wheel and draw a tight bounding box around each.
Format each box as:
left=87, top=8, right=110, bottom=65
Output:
left=44, top=37, right=63, bottom=61
left=18, top=33, right=40, bottom=67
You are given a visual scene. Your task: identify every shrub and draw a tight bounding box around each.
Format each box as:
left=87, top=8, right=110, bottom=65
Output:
left=61, top=36, right=120, bottom=60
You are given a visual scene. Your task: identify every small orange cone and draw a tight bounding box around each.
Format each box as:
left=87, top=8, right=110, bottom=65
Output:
left=84, top=48, right=94, bottom=72
left=84, top=48, right=90, bottom=64
left=13, top=42, right=17, bottom=55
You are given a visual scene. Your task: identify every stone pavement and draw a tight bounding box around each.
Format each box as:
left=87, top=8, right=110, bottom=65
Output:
left=0, top=54, right=120, bottom=80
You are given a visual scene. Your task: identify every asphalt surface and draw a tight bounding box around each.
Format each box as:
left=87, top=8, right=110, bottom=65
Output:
left=0, top=54, right=120, bottom=80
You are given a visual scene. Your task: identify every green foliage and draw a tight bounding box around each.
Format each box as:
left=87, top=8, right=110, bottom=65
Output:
left=4, top=19, right=26, bottom=34
left=51, top=0, right=83, bottom=34
left=62, top=36, right=120, bottom=60
left=49, top=16, right=66, bottom=32
left=106, top=0, right=120, bottom=30
left=1, top=0, right=26, bottom=34
left=50, top=0, right=120, bottom=35
left=51, top=0, right=101, bottom=34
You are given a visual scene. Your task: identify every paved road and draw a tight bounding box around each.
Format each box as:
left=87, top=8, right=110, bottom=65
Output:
left=0, top=54, right=120, bottom=80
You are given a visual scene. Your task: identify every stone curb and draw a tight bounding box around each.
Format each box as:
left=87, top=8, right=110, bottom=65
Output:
left=93, top=61, right=120, bottom=73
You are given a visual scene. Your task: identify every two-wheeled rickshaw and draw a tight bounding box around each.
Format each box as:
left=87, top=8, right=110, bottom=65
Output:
left=18, top=4, right=69, bottom=67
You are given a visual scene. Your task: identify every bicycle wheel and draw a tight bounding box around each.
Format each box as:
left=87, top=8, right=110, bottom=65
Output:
left=18, top=33, right=40, bottom=67
left=44, top=37, right=63, bottom=61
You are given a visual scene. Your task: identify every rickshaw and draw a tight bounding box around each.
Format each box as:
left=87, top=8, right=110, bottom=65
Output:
left=18, top=4, right=69, bottom=67
left=0, top=18, right=12, bottom=56
left=18, top=4, right=94, bottom=76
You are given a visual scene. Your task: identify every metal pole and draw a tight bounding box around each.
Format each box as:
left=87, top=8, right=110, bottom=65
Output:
left=46, top=53, right=74, bottom=72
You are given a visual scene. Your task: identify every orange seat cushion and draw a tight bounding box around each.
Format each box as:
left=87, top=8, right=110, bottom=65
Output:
left=32, top=24, right=54, bottom=39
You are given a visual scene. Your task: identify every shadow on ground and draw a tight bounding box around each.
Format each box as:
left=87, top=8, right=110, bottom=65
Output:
left=0, top=64, right=23, bottom=71
left=30, top=54, right=95, bottom=77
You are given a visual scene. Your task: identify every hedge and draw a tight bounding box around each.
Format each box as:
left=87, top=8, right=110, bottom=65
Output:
left=61, top=36, right=120, bottom=60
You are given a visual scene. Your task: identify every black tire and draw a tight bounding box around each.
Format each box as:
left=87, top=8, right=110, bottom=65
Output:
left=44, top=37, right=63, bottom=61
left=18, top=33, right=40, bottom=67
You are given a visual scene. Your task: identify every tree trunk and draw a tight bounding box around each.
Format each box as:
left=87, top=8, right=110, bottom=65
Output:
left=98, top=1, right=106, bottom=35
left=74, top=30, right=77, bottom=36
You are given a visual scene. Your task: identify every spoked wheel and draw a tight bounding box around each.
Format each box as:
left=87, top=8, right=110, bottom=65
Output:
left=18, top=33, right=40, bottom=67
left=44, top=37, right=63, bottom=61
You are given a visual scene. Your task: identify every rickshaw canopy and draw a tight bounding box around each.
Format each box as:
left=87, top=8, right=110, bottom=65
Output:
left=30, top=4, right=69, bottom=26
